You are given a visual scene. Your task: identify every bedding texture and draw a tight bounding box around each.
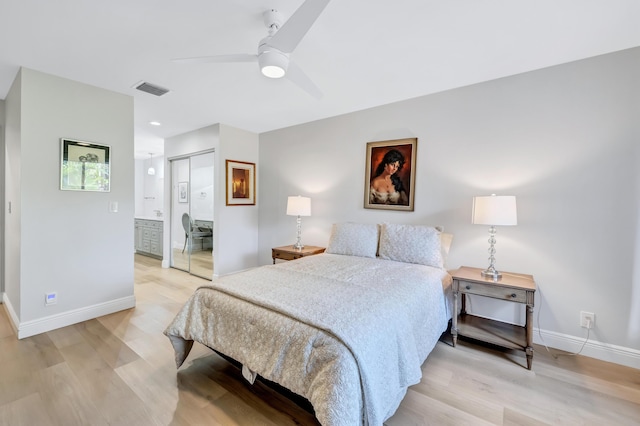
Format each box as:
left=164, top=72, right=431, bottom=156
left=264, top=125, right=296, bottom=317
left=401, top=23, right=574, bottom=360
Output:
left=165, top=253, right=452, bottom=426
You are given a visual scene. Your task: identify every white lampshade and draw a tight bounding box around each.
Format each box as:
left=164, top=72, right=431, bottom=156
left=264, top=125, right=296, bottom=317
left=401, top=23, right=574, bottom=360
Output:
left=286, top=196, right=311, bottom=216
left=472, top=195, right=517, bottom=226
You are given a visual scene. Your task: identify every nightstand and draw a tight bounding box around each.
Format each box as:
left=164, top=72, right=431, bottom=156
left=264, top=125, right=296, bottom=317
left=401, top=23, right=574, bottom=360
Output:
left=271, top=245, right=325, bottom=264
left=450, top=266, right=536, bottom=369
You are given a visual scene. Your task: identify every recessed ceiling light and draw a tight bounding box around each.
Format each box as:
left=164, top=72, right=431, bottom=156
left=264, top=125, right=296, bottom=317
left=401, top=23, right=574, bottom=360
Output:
left=149, top=121, right=161, bottom=126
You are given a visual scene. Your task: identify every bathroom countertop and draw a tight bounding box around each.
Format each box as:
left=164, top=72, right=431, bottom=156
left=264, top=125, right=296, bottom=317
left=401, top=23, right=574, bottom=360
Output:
left=135, top=216, right=164, bottom=221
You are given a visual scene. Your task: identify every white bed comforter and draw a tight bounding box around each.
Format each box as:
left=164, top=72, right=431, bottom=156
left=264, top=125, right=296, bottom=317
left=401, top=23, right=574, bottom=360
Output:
left=164, top=254, right=452, bottom=426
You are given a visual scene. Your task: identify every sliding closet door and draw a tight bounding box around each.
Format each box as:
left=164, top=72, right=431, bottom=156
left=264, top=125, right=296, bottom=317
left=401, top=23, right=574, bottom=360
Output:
left=170, top=158, right=191, bottom=273
left=169, top=151, right=214, bottom=279
left=188, top=152, right=214, bottom=279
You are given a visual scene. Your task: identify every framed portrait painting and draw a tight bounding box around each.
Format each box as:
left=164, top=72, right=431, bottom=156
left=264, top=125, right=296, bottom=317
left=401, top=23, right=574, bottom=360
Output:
left=364, top=138, right=417, bottom=211
left=226, top=160, right=256, bottom=206
left=60, top=138, right=110, bottom=192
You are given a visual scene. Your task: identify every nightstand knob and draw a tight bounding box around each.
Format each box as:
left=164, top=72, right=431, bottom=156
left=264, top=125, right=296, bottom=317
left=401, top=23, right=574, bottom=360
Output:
left=465, top=285, right=471, bottom=290
left=511, top=293, right=517, bottom=298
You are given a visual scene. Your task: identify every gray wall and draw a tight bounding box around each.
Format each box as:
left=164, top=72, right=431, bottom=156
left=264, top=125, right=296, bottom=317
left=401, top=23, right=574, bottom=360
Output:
left=4, top=68, right=135, bottom=336
left=258, top=48, right=640, bottom=366
left=217, top=124, right=260, bottom=276
left=5, top=71, right=22, bottom=317
left=0, top=99, right=5, bottom=295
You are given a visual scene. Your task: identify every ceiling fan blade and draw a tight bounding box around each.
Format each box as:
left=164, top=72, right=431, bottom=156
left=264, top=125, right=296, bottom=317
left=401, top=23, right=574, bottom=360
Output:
left=172, top=54, right=258, bottom=65
left=286, top=61, right=323, bottom=99
left=269, top=0, right=331, bottom=53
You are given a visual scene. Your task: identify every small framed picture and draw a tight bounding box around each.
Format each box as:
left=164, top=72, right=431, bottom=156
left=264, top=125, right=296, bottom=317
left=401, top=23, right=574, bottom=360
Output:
left=226, top=160, right=256, bottom=206
left=364, top=138, right=417, bottom=211
left=60, top=138, right=110, bottom=192
left=178, top=182, right=188, bottom=203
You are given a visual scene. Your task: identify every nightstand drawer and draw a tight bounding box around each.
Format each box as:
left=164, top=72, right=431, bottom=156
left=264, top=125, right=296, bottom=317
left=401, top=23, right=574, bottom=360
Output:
left=272, top=249, right=303, bottom=261
left=458, top=280, right=527, bottom=303
left=271, top=245, right=326, bottom=263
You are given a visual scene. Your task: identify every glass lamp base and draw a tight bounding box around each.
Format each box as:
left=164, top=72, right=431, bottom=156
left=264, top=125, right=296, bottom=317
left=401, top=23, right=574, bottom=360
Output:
left=292, top=215, right=304, bottom=250
left=481, top=269, right=502, bottom=280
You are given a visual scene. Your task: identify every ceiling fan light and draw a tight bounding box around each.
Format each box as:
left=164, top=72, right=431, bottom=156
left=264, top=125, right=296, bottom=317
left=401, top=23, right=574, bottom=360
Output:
left=261, top=65, right=286, bottom=78
left=259, top=49, right=289, bottom=78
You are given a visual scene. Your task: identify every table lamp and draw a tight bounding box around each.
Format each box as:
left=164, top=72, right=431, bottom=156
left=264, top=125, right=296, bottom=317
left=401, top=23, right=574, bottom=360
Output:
left=472, top=194, right=517, bottom=279
left=286, top=196, right=311, bottom=250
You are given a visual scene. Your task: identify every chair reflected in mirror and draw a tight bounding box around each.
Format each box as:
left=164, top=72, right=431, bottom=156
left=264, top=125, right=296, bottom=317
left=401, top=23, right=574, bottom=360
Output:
left=182, top=213, right=213, bottom=253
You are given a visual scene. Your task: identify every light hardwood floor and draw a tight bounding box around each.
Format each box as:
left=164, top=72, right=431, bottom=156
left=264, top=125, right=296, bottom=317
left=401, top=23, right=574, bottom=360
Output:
left=1, top=255, right=638, bottom=425
left=170, top=248, right=214, bottom=280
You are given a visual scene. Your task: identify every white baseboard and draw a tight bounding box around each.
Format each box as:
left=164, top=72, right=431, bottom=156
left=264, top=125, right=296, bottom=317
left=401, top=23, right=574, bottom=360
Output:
left=1, top=293, right=136, bottom=339
left=534, top=328, right=640, bottom=370
left=2, top=293, right=19, bottom=335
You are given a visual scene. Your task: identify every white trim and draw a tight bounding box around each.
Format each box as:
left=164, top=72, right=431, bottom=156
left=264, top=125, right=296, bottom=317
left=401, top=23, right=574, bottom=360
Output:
left=2, top=295, right=135, bottom=339
left=2, top=293, right=20, bottom=335
left=534, top=328, right=640, bottom=370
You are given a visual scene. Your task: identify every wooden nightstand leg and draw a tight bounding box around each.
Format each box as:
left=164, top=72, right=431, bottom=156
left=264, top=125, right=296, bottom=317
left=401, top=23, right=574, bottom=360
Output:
left=452, top=290, right=459, bottom=347
left=526, top=304, right=534, bottom=369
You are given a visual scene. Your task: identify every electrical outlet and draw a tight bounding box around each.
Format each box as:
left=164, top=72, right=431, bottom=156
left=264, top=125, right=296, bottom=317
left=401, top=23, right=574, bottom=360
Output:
left=45, top=292, right=57, bottom=306
left=580, top=311, right=595, bottom=329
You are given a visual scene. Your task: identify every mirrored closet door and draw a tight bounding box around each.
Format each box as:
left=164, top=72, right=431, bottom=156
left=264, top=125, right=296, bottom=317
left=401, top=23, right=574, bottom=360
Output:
left=169, top=151, right=215, bottom=279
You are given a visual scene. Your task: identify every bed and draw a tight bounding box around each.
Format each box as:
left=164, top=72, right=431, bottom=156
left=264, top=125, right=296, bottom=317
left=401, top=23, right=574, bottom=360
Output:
left=164, top=222, right=453, bottom=426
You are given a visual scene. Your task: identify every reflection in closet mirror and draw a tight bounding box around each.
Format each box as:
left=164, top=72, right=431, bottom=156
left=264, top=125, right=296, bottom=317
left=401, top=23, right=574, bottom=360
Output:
left=170, top=151, right=214, bottom=279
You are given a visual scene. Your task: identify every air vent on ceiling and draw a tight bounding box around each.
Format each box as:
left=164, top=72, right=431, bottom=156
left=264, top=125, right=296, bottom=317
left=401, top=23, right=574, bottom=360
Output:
left=134, top=81, right=170, bottom=97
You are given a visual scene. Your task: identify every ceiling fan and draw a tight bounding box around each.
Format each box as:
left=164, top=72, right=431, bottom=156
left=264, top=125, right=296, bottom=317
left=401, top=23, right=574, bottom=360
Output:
left=173, top=0, right=331, bottom=99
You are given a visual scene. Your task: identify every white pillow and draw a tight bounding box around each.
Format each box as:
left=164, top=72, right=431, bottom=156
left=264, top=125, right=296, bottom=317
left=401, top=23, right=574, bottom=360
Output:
left=325, top=222, right=379, bottom=258
left=378, top=223, right=444, bottom=268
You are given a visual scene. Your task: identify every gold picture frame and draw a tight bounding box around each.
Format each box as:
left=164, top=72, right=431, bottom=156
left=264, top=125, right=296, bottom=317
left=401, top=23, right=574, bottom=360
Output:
left=225, top=160, right=256, bottom=206
left=364, top=138, right=417, bottom=211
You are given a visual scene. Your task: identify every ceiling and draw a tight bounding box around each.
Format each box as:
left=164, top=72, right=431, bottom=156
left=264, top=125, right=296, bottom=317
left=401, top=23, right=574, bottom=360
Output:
left=1, top=1, right=639, bottom=159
